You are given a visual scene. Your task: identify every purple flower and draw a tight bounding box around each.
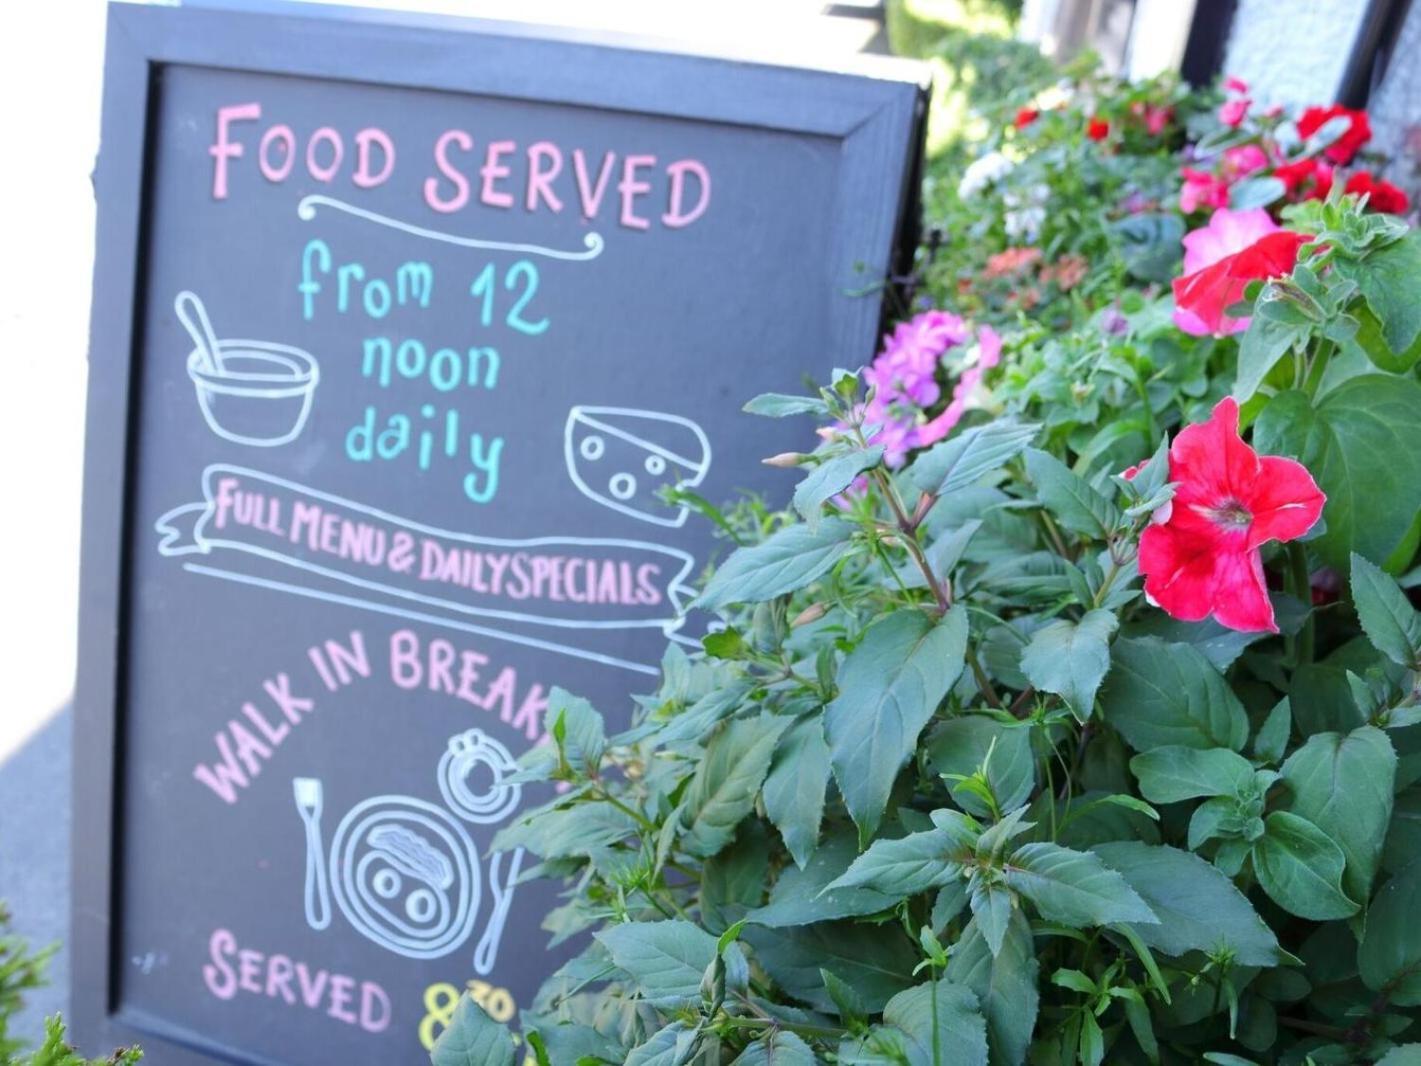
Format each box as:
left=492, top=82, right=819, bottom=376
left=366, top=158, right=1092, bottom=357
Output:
left=1099, top=307, right=1130, bottom=336
left=853, top=313, right=1002, bottom=469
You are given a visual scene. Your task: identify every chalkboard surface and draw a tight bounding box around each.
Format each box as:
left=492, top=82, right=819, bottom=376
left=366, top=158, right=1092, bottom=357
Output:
left=73, top=4, right=924, bottom=1062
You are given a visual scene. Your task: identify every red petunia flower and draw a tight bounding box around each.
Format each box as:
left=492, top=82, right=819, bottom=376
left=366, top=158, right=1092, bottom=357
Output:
left=1172, top=224, right=1310, bottom=336
left=1297, top=104, right=1372, bottom=165
left=1015, top=107, right=1040, bottom=129
left=1274, top=156, right=1334, bottom=202
left=1086, top=116, right=1110, bottom=141
left=1139, top=397, right=1325, bottom=633
left=1345, top=170, right=1411, bottom=214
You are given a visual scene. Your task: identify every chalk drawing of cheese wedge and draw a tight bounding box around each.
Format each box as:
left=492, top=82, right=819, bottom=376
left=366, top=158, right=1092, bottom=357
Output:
left=564, top=406, right=712, bottom=528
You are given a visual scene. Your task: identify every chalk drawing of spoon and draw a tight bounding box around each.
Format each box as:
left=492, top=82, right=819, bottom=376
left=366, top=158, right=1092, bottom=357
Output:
left=293, top=777, right=332, bottom=931
left=473, top=847, right=524, bottom=976
left=176, top=289, right=320, bottom=448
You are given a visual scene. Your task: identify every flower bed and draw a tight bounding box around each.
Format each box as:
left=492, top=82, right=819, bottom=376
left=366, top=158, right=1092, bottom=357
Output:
left=438, top=69, right=1421, bottom=1066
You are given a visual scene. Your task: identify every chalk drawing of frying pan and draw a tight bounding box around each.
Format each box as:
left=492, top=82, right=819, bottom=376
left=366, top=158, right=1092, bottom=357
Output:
left=176, top=291, right=320, bottom=447
left=292, top=729, right=524, bottom=975
left=564, top=406, right=712, bottom=528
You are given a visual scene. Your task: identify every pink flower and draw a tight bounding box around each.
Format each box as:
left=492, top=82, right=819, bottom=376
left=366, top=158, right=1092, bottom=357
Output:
left=857, top=312, right=995, bottom=467
left=1180, top=167, right=1229, bottom=213
left=1219, top=97, right=1250, bottom=127
left=1180, top=207, right=1279, bottom=274
left=1221, top=144, right=1268, bottom=181
left=1138, top=398, right=1324, bottom=633
left=1172, top=209, right=1309, bottom=336
left=1224, top=76, right=1249, bottom=95
left=914, top=327, right=1002, bottom=450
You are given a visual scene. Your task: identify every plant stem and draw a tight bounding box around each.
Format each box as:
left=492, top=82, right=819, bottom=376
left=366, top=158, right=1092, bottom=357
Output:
left=1301, top=338, right=1334, bottom=400
left=1286, top=541, right=1315, bottom=668
left=968, top=646, right=1003, bottom=709
left=872, top=468, right=951, bottom=612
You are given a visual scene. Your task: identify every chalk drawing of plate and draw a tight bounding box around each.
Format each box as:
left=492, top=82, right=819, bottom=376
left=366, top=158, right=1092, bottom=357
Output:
left=328, top=795, right=480, bottom=960
left=186, top=339, right=319, bottom=447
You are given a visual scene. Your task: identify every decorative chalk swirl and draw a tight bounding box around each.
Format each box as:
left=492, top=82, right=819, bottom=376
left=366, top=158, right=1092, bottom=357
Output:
left=297, top=195, right=605, bottom=262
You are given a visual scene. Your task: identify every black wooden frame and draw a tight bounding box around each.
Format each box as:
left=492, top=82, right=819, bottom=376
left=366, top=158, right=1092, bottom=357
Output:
left=73, top=3, right=925, bottom=1061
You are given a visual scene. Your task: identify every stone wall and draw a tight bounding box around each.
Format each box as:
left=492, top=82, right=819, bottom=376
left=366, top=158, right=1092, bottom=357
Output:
left=1221, top=0, right=1366, bottom=106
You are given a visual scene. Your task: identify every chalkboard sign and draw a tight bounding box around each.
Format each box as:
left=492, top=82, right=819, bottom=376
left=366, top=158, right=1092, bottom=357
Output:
left=73, top=3, right=925, bottom=1062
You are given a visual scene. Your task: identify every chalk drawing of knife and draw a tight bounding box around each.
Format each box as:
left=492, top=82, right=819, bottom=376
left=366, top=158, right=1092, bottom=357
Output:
left=293, top=778, right=332, bottom=931
left=474, top=848, right=523, bottom=975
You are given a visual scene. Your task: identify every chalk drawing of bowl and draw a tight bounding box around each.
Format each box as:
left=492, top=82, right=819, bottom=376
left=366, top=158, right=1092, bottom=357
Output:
left=186, top=340, right=320, bottom=447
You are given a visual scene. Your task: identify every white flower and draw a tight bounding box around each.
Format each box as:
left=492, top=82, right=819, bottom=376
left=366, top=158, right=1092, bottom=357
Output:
left=958, top=150, right=1015, bottom=200
left=1003, top=182, right=1049, bottom=242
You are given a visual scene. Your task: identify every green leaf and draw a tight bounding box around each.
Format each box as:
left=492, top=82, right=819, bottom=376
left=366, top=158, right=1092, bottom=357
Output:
left=544, top=687, right=606, bottom=776
left=1353, top=301, right=1421, bottom=373
left=701, top=821, right=770, bottom=933
left=1098, top=637, right=1250, bottom=752
left=1024, top=449, right=1120, bottom=539
left=746, top=832, right=899, bottom=927
left=1335, top=229, right=1421, bottom=355
left=1281, top=725, right=1396, bottom=905
left=1019, top=609, right=1118, bottom=720
left=1234, top=308, right=1304, bottom=403
left=1252, top=811, right=1359, bottom=920
left=762, top=715, right=832, bottom=868
left=879, top=980, right=990, bottom=1066
left=794, top=446, right=884, bottom=530
left=1091, top=842, right=1281, bottom=966
left=826, top=606, right=969, bottom=842
left=1125, top=613, right=1264, bottom=672
left=1375, top=1047, right=1421, bottom=1066
left=1129, top=746, right=1255, bottom=804
left=595, top=921, right=720, bottom=1009
left=624, top=1022, right=699, bottom=1066
left=1253, top=377, right=1421, bottom=570
left=1004, top=842, right=1157, bottom=928
left=744, top=921, right=917, bottom=1013
left=822, top=967, right=870, bottom=1025
left=696, top=518, right=857, bottom=610
left=734, top=1030, right=817, bottom=1065
left=533, top=1022, right=623, bottom=1065
left=431, top=994, right=518, bottom=1066
left=1360, top=860, right=1421, bottom=1005
left=683, top=714, right=790, bottom=858
left=969, top=881, right=1017, bottom=957
left=1112, top=212, right=1184, bottom=283
left=1253, top=698, right=1292, bottom=764
left=907, top=419, right=1039, bottom=496
left=824, top=828, right=966, bottom=900
left=1229, top=175, right=1286, bottom=211
left=926, top=715, right=1036, bottom=818
left=493, top=799, right=637, bottom=860
left=932, top=881, right=970, bottom=931
left=1352, top=553, right=1421, bottom=669
left=743, top=392, right=829, bottom=418
left=946, top=911, right=1040, bottom=1066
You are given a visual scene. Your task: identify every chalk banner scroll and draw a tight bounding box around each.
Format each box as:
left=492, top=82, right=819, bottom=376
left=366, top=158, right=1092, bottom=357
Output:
left=156, top=465, right=695, bottom=633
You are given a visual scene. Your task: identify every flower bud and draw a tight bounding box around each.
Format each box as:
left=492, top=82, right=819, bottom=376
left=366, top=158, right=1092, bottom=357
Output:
left=761, top=451, right=804, bottom=468
left=792, top=602, right=828, bottom=628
